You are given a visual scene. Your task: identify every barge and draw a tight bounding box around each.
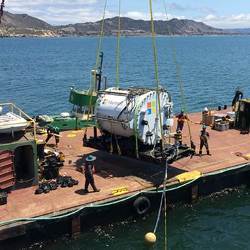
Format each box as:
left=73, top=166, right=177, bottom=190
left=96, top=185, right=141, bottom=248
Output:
left=0, top=103, right=250, bottom=248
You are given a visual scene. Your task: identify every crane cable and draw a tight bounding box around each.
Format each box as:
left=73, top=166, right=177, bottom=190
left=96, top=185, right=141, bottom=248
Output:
left=149, top=0, right=164, bottom=148
left=83, top=0, right=107, bottom=139
left=114, top=0, right=122, bottom=155
left=93, top=0, right=108, bottom=84
left=0, top=0, right=5, bottom=24
left=115, top=0, right=121, bottom=88
left=148, top=2, right=167, bottom=249
left=134, top=0, right=165, bottom=159
left=152, top=161, right=168, bottom=250
left=163, top=0, right=194, bottom=146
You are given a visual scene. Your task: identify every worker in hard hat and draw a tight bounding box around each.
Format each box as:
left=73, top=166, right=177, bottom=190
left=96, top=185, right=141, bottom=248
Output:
left=176, top=110, right=189, bottom=132
left=199, top=125, right=211, bottom=156
left=83, top=155, right=100, bottom=193
left=45, top=125, right=60, bottom=147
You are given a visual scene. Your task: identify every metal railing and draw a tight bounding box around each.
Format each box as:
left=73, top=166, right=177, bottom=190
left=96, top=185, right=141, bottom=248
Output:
left=0, top=103, right=37, bottom=141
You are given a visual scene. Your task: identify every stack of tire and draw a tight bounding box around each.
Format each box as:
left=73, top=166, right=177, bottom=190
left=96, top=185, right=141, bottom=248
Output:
left=56, top=176, right=79, bottom=188
left=35, top=176, right=79, bottom=194
left=40, top=154, right=64, bottom=180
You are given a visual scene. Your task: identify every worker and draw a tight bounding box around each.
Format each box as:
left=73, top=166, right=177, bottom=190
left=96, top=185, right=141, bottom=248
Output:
left=232, top=87, right=243, bottom=111
left=45, top=125, right=60, bottom=147
left=199, top=125, right=211, bottom=156
left=83, top=155, right=100, bottom=193
left=176, top=110, right=189, bottom=132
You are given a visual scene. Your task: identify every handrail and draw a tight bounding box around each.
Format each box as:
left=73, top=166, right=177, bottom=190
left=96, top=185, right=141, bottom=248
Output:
left=0, top=103, right=37, bottom=141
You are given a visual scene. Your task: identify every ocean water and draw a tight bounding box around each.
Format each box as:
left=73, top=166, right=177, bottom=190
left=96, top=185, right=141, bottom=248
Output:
left=1, top=36, right=250, bottom=115
left=1, top=36, right=250, bottom=249
left=38, top=188, right=250, bottom=250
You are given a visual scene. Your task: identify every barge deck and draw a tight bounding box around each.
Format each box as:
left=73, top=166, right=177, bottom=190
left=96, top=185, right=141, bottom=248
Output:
left=0, top=110, right=250, bottom=243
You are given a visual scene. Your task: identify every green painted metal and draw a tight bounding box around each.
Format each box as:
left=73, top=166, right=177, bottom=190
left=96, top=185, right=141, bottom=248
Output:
left=69, top=88, right=97, bottom=106
left=49, top=116, right=95, bottom=131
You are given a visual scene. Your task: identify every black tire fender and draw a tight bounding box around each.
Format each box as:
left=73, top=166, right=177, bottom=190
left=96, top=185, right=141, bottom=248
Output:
left=133, top=196, right=151, bottom=215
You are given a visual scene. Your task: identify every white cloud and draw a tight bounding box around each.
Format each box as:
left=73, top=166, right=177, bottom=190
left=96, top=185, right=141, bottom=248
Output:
left=201, top=13, right=250, bottom=28
left=4, top=0, right=250, bottom=28
left=124, top=11, right=183, bottom=21
left=204, top=14, right=217, bottom=21
left=7, top=0, right=97, bottom=7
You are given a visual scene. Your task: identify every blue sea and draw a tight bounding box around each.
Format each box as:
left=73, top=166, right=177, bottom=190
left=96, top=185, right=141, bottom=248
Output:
left=1, top=36, right=250, bottom=249
left=1, top=36, right=250, bottom=115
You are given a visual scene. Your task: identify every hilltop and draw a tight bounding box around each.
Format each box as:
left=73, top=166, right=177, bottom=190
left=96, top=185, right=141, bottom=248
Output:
left=0, top=11, right=235, bottom=37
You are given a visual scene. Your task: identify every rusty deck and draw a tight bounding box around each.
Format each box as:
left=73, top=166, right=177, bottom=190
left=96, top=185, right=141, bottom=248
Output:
left=0, top=109, right=250, bottom=226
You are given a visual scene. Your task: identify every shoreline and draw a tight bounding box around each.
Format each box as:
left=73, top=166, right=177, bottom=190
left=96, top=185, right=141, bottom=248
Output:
left=1, top=33, right=250, bottom=39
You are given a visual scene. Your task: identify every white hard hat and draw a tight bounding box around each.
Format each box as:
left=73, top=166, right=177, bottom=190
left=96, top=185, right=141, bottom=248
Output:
left=203, top=107, right=208, bottom=112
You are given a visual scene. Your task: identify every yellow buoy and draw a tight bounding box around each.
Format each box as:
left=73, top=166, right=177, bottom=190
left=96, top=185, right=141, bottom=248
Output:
left=144, top=232, right=157, bottom=245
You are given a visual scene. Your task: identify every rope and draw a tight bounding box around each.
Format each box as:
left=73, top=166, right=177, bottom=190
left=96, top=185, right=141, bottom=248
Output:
left=110, top=120, right=114, bottom=154
left=94, top=0, right=108, bottom=82
left=83, top=0, right=108, bottom=139
left=115, top=0, right=121, bottom=87
left=133, top=98, right=141, bottom=159
left=149, top=0, right=164, bottom=148
left=163, top=162, right=168, bottom=250
left=152, top=161, right=168, bottom=249
left=0, top=0, right=5, bottom=24
left=163, top=0, right=193, bottom=145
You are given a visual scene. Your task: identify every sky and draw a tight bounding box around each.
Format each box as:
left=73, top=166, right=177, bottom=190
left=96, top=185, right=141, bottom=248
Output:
left=5, top=0, right=250, bottom=28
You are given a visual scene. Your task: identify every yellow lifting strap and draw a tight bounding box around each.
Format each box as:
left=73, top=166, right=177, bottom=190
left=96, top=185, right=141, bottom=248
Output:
left=149, top=0, right=164, bottom=146
left=83, top=0, right=108, bottom=138
left=116, top=0, right=121, bottom=88
left=163, top=0, right=193, bottom=144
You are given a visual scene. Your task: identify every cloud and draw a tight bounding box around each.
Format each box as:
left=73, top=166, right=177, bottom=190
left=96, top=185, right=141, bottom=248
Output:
left=166, top=2, right=216, bottom=15
left=201, top=13, right=250, bottom=28
left=4, top=0, right=250, bottom=28
left=6, top=0, right=104, bottom=24
left=7, top=0, right=97, bottom=7
left=167, top=3, right=186, bottom=12
left=123, top=11, right=184, bottom=21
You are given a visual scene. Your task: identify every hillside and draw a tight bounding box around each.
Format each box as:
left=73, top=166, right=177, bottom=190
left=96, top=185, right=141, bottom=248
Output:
left=58, top=17, right=224, bottom=36
left=0, top=11, right=56, bottom=37
left=0, top=11, right=230, bottom=37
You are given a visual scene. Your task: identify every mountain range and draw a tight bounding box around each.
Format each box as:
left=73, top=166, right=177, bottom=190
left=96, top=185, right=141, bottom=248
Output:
left=0, top=11, right=249, bottom=37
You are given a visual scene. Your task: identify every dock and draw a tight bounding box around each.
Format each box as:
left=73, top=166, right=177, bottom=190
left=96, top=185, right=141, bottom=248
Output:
left=0, top=109, right=250, bottom=246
